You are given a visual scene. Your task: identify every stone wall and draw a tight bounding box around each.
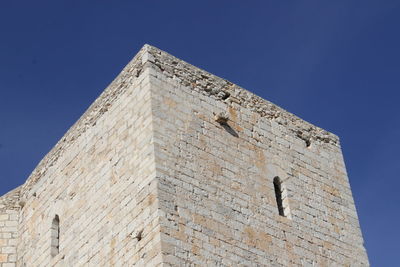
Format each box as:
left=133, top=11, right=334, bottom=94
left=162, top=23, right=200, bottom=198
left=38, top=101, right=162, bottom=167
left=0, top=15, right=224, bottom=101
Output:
left=1, top=44, right=368, bottom=266
left=145, top=46, right=369, bottom=266
left=15, top=52, right=163, bottom=266
left=0, top=187, right=20, bottom=267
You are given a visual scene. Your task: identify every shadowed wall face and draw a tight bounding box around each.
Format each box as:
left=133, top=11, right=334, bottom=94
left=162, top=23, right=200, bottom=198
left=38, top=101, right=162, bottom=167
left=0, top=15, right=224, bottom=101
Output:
left=8, top=50, right=164, bottom=266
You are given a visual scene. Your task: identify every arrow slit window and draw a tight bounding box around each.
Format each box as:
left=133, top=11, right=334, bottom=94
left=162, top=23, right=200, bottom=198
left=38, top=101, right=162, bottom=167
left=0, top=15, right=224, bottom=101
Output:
left=51, top=215, right=60, bottom=257
left=273, top=177, right=291, bottom=218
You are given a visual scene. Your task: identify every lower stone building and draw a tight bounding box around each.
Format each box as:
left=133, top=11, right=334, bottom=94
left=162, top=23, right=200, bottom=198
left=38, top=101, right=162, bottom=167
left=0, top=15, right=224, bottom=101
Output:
left=0, top=45, right=369, bottom=266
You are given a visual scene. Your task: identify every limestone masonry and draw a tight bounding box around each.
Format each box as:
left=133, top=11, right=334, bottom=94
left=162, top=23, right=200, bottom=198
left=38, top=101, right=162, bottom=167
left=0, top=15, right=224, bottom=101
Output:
left=0, top=45, right=369, bottom=266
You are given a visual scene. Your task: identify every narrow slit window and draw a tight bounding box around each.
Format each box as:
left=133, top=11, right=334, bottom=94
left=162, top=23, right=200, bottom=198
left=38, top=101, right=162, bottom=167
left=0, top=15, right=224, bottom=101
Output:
left=51, top=215, right=60, bottom=257
left=273, top=177, right=291, bottom=218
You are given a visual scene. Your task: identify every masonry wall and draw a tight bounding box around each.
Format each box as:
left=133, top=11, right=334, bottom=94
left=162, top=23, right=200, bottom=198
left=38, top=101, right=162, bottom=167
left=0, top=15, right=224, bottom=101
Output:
left=145, top=47, right=369, bottom=266
left=0, top=188, right=20, bottom=267
left=16, top=58, right=163, bottom=265
left=2, top=45, right=368, bottom=266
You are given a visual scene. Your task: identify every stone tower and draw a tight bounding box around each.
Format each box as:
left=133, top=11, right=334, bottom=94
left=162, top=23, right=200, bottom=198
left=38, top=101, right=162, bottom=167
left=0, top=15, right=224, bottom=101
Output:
left=0, top=45, right=369, bottom=266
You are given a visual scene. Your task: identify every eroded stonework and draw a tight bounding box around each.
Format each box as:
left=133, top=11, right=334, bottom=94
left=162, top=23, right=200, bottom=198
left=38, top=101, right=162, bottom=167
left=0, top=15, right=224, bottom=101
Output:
left=0, top=45, right=369, bottom=266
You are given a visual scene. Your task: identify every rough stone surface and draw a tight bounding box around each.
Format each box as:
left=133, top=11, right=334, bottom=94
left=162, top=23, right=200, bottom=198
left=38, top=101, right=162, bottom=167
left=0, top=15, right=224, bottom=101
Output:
left=0, top=187, right=20, bottom=267
left=0, top=44, right=369, bottom=266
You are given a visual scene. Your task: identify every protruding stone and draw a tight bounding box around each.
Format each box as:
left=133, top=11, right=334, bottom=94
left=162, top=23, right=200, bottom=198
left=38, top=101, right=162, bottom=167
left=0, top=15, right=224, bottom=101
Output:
left=214, top=112, right=229, bottom=124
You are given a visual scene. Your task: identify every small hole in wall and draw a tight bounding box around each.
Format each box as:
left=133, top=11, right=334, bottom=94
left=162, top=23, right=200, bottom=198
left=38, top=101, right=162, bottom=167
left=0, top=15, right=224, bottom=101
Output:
left=221, top=92, right=230, bottom=100
left=18, top=200, right=26, bottom=208
left=282, top=230, right=288, bottom=241
left=305, top=139, right=311, bottom=147
left=296, top=131, right=311, bottom=148
left=136, top=229, right=143, bottom=241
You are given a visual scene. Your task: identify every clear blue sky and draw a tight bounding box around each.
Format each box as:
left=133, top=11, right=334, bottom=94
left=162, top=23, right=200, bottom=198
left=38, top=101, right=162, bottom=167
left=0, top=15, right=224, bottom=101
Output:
left=1, top=1, right=399, bottom=265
